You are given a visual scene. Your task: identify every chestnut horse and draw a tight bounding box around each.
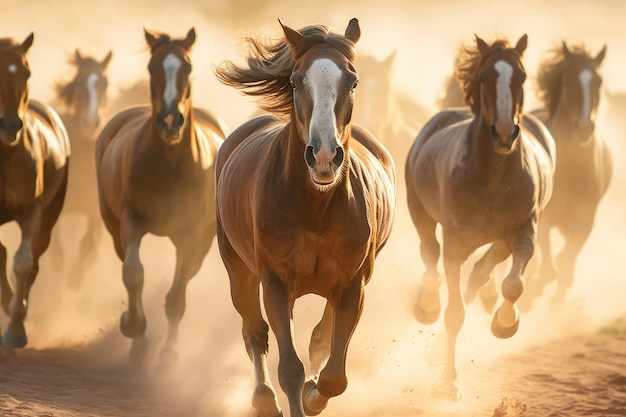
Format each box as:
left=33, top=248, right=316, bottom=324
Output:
left=49, top=49, right=112, bottom=288
left=405, top=34, right=556, bottom=399
left=95, top=28, right=228, bottom=362
left=0, top=33, right=70, bottom=348
left=214, top=19, right=395, bottom=417
left=521, top=42, right=612, bottom=309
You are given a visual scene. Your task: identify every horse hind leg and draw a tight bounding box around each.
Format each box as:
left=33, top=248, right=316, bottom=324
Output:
left=465, top=241, right=511, bottom=313
left=67, top=214, right=103, bottom=290
left=552, top=227, right=590, bottom=308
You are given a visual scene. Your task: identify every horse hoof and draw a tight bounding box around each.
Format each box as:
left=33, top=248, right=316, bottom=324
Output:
left=491, top=314, right=519, bottom=339
left=303, top=380, right=327, bottom=416
left=252, top=383, right=282, bottom=417
left=414, top=286, right=440, bottom=325
left=2, top=322, right=27, bottom=348
left=157, top=346, right=178, bottom=371
left=129, top=334, right=149, bottom=367
left=120, top=312, right=147, bottom=338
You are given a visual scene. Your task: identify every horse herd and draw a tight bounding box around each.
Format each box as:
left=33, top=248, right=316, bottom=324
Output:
left=0, top=17, right=613, bottom=417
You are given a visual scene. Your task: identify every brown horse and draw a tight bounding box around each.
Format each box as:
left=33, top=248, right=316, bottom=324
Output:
left=214, top=18, right=395, bottom=417
left=521, top=42, right=612, bottom=309
left=49, top=49, right=112, bottom=288
left=405, top=34, right=556, bottom=399
left=0, top=33, right=71, bottom=348
left=95, top=28, right=228, bottom=363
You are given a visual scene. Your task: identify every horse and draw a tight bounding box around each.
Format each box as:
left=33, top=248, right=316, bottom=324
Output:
left=520, top=42, right=612, bottom=309
left=353, top=51, right=429, bottom=163
left=0, top=33, right=71, bottom=348
left=95, top=28, right=228, bottom=363
left=404, top=34, right=556, bottom=399
left=49, top=49, right=112, bottom=288
left=213, top=18, right=396, bottom=417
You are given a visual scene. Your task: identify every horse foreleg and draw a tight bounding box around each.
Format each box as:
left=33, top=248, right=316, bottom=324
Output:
left=465, top=241, right=510, bottom=312
left=552, top=226, right=591, bottom=308
left=491, top=234, right=533, bottom=339
left=305, top=270, right=366, bottom=416
left=0, top=240, right=12, bottom=316
left=308, top=301, right=332, bottom=378
left=412, top=208, right=441, bottom=324
left=68, top=215, right=103, bottom=290
left=440, top=248, right=465, bottom=401
left=263, top=275, right=304, bottom=417
left=160, top=229, right=212, bottom=364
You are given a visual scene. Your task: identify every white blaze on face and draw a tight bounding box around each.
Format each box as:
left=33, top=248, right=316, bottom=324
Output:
left=8, top=64, right=16, bottom=74
left=86, top=73, right=99, bottom=119
left=163, top=53, right=181, bottom=107
left=304, top=58, right=342, bottom=148
left=579, top=69, right=593, bottom=121
left=494, top=60, right=514, bottom=124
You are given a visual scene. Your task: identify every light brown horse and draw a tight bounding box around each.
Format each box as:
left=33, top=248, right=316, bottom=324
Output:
left=95, top=28, right=228, bottom=363
left=521, top=42, right=612, bottom=309
left=405, top=34, right=556, bottom=399
left=0, top=33, right=70, bottom=348
left=214, top=18, right=395, bottom=417
left=49, top=49, right=112, bottom=288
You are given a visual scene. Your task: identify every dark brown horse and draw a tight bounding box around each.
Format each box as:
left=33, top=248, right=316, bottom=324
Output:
left=0, top=33, right=70, bottom=348
left=214, top=18, right=395, bottom=417
left=49, top=49, right=112, bottom=288
left=521, top=42, right=612, bottom=309
left=405, top=34, right=556, bottom=399
left=95, top=28, right=228, bottom=362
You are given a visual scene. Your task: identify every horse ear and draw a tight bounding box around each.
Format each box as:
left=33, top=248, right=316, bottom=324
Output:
left=101, top=50, right=113, bottom=70
left=279, top=19, right=303, bottom=50
left=182, top=28, right=196, bottom=50
left=144, top=28, right=159, bottom=50
left=20, top=32, right=34, bottom=53
left=383, top=50, right=396, bottom=71
left=344, top=18, right=360, bottom=44
left=561, top=41, right=571, bottom=57
left=594, top=44, right=607, bottom=66
left=514, top=34, right=528, bottom=57
left=475, top=35, right=489, bottom=56
left=74, top=49, right=83, bottom=62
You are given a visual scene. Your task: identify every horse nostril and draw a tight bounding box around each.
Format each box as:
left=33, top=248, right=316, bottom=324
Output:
left=304, top=145, right=316, bottom=169
left=490, top=125, right=498, bottom=140
left=512, top=124, right=520, bottom=139
left=15, top=118, right=23, bottom=132
left=332, top=146, right=344, bottom=167
left=177, top=112, right=184, bottom=127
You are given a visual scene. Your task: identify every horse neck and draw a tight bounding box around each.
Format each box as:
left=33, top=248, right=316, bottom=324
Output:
left=468, top=116, right=522, bottom=184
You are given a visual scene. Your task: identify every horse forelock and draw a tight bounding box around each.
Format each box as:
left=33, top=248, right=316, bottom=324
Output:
left=536, top=44, right=600, bottom=116
left=457, top=39, right=524, bottom=114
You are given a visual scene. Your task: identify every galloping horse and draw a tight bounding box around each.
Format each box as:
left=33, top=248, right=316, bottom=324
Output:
left=214, top=18, right=395, bottom=417
left=405, top=34, right=556, bottom=398
left=0, top=33, right=71, bottom=348
left=95, top=28, right=228, bottom=362
left=50, top=49, right=112, bottom=288
left=522, top=42, right=612, bottom=309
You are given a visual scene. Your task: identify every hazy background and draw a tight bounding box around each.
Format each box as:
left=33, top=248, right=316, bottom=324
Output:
left=1, top=0, right=625, bottom=416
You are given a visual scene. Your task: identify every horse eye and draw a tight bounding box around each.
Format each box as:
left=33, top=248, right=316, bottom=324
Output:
left=290, top=80, right=297, bottom=91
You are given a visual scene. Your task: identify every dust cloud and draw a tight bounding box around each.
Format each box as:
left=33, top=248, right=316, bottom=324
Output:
left=1, top=0, right=626, bottom=416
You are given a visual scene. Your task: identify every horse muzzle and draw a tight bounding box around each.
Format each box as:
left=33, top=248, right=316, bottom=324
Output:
left=0, top=116, right=23, bottom=145
left=491, top=123, right=520, bottom=154
left=156, top=111, right=184, bottom=143
left=304, top=144, right=345, bottom=187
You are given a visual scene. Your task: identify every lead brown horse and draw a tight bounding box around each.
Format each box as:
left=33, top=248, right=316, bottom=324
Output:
left=95, top=28, right=228, bottom=363
left=521, top=42, right=612, bottom=309
left=214, top=18, right=396, bottom=417
left=49, top=49, right=112, bottom=288
left=0, top=33, right=71, bottom=348
left=405, top=34, right=556, bottom=399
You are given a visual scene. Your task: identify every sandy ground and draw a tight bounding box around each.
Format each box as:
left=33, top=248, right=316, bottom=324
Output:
left=1, top=0, right=626, bottom=416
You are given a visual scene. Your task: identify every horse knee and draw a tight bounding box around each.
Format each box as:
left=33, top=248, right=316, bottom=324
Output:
left=277, top=357, right=305, bottom=394
left=13, top=246, right=33, bottom=278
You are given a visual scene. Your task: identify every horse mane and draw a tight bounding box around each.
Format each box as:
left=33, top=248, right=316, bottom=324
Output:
left=214, top=24, right=357, bottom=115
left=536, top=43, right=597, bottom=116
left=456, top=37, right=519, bottom=114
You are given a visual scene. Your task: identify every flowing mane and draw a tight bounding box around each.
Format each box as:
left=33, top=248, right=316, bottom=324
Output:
left=536, top=43, right=599, bottom=116
left=456, top=37, right=522, bottom=114
left=214, top=24, right=357, bottom=115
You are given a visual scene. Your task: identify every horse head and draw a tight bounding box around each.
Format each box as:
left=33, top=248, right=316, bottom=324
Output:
left=281, top=18, right=360, bottom=190
left=471, top=34, right=528, bottom=154
left=0, top=33, right=33, bottom=146
left=144, top=27, right=195, bottom=144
